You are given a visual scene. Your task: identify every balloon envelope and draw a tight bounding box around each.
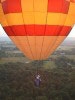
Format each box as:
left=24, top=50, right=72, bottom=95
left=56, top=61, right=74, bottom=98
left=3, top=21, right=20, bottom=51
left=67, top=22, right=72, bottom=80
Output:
left=0, top=0, right=75, bottom=60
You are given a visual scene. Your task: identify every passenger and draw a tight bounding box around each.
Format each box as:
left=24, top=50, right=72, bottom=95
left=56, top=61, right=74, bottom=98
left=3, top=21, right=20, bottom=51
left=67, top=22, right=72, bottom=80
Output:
left=35, top=74, right=41, bottom=87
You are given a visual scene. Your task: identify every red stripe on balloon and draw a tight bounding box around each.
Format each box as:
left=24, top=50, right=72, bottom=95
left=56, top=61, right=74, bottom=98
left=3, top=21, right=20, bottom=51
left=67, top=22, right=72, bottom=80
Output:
left=2, top=0, right=22, bottom=14
left=2, top=0, right=70, bottom=14
left=48, top=0, right=70, bottom=14
left=3, top=25, right=71, bottom=36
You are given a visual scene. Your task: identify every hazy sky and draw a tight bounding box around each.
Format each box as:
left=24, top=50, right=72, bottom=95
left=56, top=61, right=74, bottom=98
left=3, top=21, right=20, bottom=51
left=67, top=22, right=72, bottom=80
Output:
left=0, top=24, right=75, bottom=38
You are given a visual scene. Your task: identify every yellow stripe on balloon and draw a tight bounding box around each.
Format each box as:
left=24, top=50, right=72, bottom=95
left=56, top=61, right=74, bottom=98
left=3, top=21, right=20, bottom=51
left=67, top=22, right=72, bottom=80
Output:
left=34, top=12, right=47, bottom=24
left=0, top=11, right=75, bottom=27
left=23, top=12, right=34, bottom=24
left=23, top=12, right=47, bottom=25
left=47, top=13, right=67, bottom=25
left=2, top=13, right=67, bottom=26
left=65, top=14, right=75, bottom=26
left=0, top=4, right=7, bottom=26
left=5, top=13, right=24, bottom=26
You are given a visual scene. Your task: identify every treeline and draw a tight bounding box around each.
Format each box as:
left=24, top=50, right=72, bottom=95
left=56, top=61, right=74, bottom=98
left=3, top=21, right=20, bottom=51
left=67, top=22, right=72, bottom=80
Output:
left=0, top=50, right=7, bottom=58
left=55, top=48, right=75, bottom=55
left=55, top=56, right=75, bottom=68
left=0, top=57, right=75, bottom=100
left=0, top=50, right=24, bottom=58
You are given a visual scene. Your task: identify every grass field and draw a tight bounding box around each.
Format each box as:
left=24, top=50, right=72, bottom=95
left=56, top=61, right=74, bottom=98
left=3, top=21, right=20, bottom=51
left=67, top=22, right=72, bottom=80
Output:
left=43, top=61, right=56, bottom=69
left=66, top=55, right=75, bottom=60
left=58, top=46, right=74, bottom=50
left=0, top=57, right=30, bottom=64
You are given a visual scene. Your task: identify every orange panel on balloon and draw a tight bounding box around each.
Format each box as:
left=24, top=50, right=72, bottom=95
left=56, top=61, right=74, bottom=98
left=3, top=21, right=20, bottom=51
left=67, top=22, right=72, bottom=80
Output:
left=21, top=0, right=34, bottom=12
left=10, top=36, right=34, bottom=60
left=35, top=36, right=44, bottom=60
left=34, top=0, right=48, bottom=12
left=40, top=36, right=57, bottom=60
left=44, top=36, right=66, bottom=59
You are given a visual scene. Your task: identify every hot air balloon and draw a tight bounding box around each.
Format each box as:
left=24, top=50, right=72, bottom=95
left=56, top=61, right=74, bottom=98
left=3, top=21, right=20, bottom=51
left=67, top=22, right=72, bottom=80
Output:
left=0, top=0, right=75, bottom=60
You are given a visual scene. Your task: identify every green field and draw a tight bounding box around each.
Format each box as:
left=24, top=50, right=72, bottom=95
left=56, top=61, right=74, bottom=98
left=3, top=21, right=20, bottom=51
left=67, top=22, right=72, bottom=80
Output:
left=0, top=57, right=30, bottom=64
